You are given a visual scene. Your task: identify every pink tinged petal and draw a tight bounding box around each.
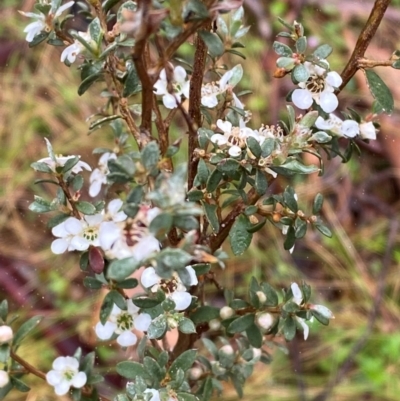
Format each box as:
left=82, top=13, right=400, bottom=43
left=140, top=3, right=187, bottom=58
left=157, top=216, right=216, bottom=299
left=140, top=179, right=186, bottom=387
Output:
left=210, top=134, right=227, bottom=146
left=340, top=120, right=359, bottom=138
left=292, top=89, right=313, bottom=109
left=173, top=66, right=187, bottom=83
left=319, top=92, right=338, bottom=113
left=117, top=331, right=137, bottom=347
left=134, top=313, right=152, bottom=331
left=325, top=71, right=342, bottom=88
left=201, top=94, right=218, bottom=108
left=296, top=317, right=309, bottom=340
left=46, top=370, right=63, bottom=386
left=99, top=221, right=120, bottom=250
left=89, top=179, right=102, bottom=197
left=185, top=265, right=198, bottom=286
left=291, top=283, right=303, bottom=304
left=163, top=93, right=179, bottom=109
left=141, top=267, right=160, bottom=288
left=170, top=291, right=192, bottom=311
left=95, top=321, right=116, bottom=340
left=64, top=218, right=83, bottom=235
left=228, top=145, right=242, bottom=157
left=54, top=381, right=71, bottom=396
left=51, top=238, right=69, bottom=254
left=71, top=372, right=87, bottom=388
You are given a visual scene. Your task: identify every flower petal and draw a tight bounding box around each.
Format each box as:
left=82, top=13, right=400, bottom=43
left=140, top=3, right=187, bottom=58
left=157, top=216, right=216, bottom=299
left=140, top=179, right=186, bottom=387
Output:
left=141, top=267, right=160, bottom=288
left=54, top=381, right=71, bottom=396
left=340, top=120, right=359, bottom=138
left=170, top=291, right=192, bottom=311
left=117, top=331, right=137, bottom=347
left=325, top=71, right=342, bottom=88
left=95, top=321, right=116, bottom=340
left=173, top=66, right=187, bottom=83
left=134, top=313, right=152, bottom=331
left=185, top=265, right=198, bottom=286
left=319, top=92, right=338, bottom=113
left=292, top=89, right=313, bottom=109
left=46, top=370, right=63, bottom=386
left=71, top=372, right=87, bottom=388
left=163, top=93, right=179, bottom=109
left=228, top=145, right=242, bottom=157
left=51, top=238, right=69, bottom=254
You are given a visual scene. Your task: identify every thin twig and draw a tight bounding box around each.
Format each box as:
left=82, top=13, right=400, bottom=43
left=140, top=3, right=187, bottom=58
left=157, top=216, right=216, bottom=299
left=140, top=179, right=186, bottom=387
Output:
left=338, top=0, right=391, bottom=92
left=56, top=176, right=81, bottom=219
left=10, top=350, right=47, bottom=380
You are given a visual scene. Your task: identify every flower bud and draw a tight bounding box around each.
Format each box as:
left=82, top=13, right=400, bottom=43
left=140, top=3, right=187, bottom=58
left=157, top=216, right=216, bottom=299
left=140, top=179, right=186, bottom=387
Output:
left=167, top=316, right=179, bottom=329
left=0, top=371, right=10, bottom=388
left=256, top=291, right=266, bottom=304
left=220, top=306, right=234, bottom=320
left=252, top=348, right=262, bottom=359
left=359, top=121, right=376, bottom=140
left=189, top=367, right=203, bottom=380
left=0, top=326, right=13, bottom=344
left=209, top=319, right=221, bottom=331
left=219, top=344, right=234, bottom=356
left=256, top=312, right=274, bottom=330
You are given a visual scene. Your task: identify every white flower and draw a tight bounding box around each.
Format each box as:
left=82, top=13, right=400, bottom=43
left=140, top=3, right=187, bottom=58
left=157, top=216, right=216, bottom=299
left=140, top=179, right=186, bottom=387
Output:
left=359, top=121, right=377, bottom=140
left=51, top=214, right=103, bottom=254
left=36, top=155, right=91, bottom=174
left=201, top=65, right=243, bottom=108
left=104, top=199, right=127, bottom=223
left=20, top=1, right=74, bottom=42
left=256, top=312, right=274, bottom=330
left=153, top=65, right=190, bottom=109
left=315, top=114, right=373, bottom=139
left=0, top=371, right=10, bottom=388
left=141, top=266, right=198, bottom=311
left=46, top=356, right=87, bottom=396
left=61, top=32, right=93, bottom=64
left=89, top=152, right=117, bottom=197
left=0, top=326, right=13, bottom=344
left=99, top=206, right=160, bottom=260
left=144, top=389, right=175, bottom=401
left=95, top=299, right=151, bottom=347
left=292, top=62, right=342, bottom=113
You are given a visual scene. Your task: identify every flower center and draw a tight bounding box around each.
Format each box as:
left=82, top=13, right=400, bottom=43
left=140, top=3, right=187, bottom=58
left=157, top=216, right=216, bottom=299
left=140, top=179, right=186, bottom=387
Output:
left=159, top=277, right=178, bottom=294
left=116, top=312, right=134, bottom=331
left=63, top=369, right=75, bottom=381
left=83, top=227, right=98, bottom=242
left=305, top=74, right=325, bottom=93
left=172, top=82, right=182, bottom=93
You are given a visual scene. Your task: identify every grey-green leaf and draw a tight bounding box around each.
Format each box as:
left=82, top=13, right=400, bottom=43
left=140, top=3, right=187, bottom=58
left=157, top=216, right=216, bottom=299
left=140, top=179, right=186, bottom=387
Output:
left=364, top=69, right=394, bottom=114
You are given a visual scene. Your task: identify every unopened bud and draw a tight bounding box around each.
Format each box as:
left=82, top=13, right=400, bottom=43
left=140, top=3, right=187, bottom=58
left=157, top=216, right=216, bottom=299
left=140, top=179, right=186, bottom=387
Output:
left=272, top=213, right=281, bottom=222
left=167, top=316, right=179, bottom=329
left=219, top=344, right=234, bottom=355
left=273, top=68, right=287, bottom=78
left=189, top=367, right=203, bottom=380
left=209, top=319, right=221, bottom=331
left=256, top=312, right=274, bottom=330
left=249, top=215, right=259, bottom=225
left=0, top=371, right=9, bottom=388
left=0, top=326, right=13, bottom=344
left=256, top=291, right=267, bottom=304
left=220, top=306, right=234, bottom=320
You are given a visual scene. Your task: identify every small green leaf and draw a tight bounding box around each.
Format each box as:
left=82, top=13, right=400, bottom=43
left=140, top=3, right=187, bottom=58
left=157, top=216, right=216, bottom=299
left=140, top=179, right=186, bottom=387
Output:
left=178, top=318, right=196, bottom=334
left=78, top=73, right=102, bottom=96
left=141, top=141, right=160, bottom=171
left=117, top=361, right=148, bottom=380
left=0, top=344, right=10, bottom=363
left=294, top=218, right=307, bottom=239
left=246, top=323, right=263, bottom=348
left=311, top=309, right=330, bottom=325
left=229, top=214, right=253, bottom=256
left=310, top=131, right=332, bottom=143
left=10, top=377, right=30, bottom=392
left=80, top=251, right=89, bottom=271
left=149, top=213, right=173, bottom=237
left=131, top=297, right=162, bottom=308
left=206, top=169, right=223, bottom=193
left=313, top=44, right=333, bottom=59
left=196, top=158, right=209, bottom=185
left=199, top=30, right=224, bottom=58
left=190, top=306, right=220, bottom=325
left=283, top=226, right=296, bottom=250
left=30, top=161, right=53, bottom=173
left=147, top=315, right=168, bottom=339
left=117, top=278, right=139, bottom=289
left=255, top=169, right=268, bottom=195
left=273, top=41, right=293, bottom=57
left=28, top=31, right=49, bottom=47
left=0, top=300, right=8, bottom=321
left=296, top=37, right=307, bottom=53
left=202, top=203, right=219, bottom=232
left=246, top=136, right=261, bottom=158
left=75, top=201, right=97, bottom=215
left=283, top=317, right=296, bottom=341
left=13, top=316, right=43, bottom=347
left=314, top=222, right=332, bottom=237
left=99, top=293, right=114, bottom=325
left=312, top=193, right=324, bottom=214
left=292, top=63, right=310, bottom=83
left=364, top=69, right=394, bottom=114
left=227, top=313, right=255, bottom=333
left=29, top=196, right=52, bottom=213
left=89, top=17, right=103, bottom=45
left=107, top=257, right=141, bottom=281
left=83, top=277, right=103, bottom=290
left=216, top=158, right=241, bottom=177
left=283, top=186, right=298, bottom=213
left=260, top=283, right=279, bottom=306
left=143, top=356, right=163, bottom=382
left=169, top=349, right=197, bottom=379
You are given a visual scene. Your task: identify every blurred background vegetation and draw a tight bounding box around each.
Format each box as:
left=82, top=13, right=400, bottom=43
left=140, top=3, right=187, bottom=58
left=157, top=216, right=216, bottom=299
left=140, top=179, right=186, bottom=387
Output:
left=1, top=0, right=400, bottom=400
